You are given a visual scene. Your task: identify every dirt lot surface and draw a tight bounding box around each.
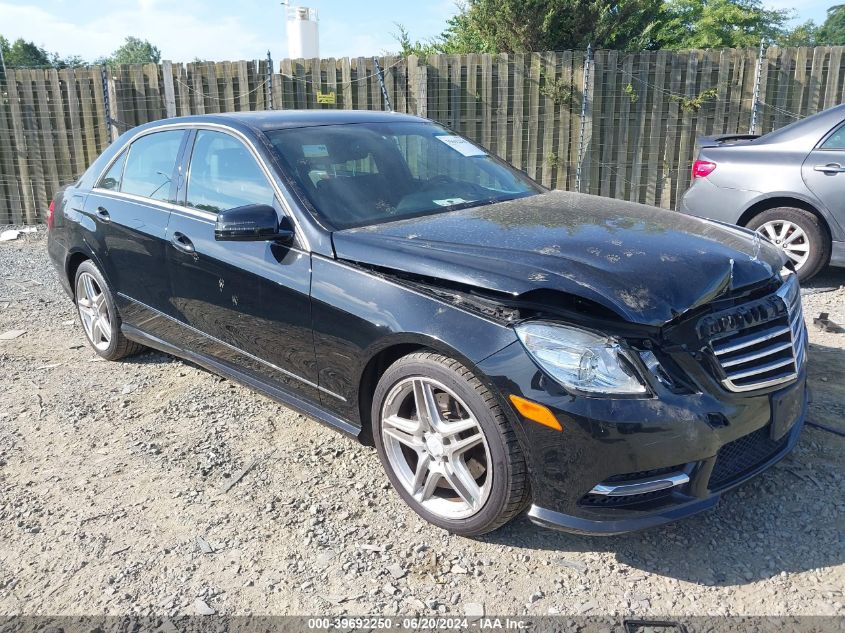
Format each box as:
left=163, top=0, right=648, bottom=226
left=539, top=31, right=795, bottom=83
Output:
left=1, top=228, right=843, bottom=618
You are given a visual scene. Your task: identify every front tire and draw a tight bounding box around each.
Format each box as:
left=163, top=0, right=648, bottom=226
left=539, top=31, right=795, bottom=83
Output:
left=371, top=351, right=530, bottom=536
left=74, top=260, right=144, bottom=361
left=746, top=207, right=830, bottom=281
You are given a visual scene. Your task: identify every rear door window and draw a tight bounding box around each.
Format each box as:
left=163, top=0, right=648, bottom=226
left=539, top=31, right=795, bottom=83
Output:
left=121, top=130, right=184, bottom=201
left=186, top=130, right=275, bottom=213
left=821, top=124, right=845, bottom=149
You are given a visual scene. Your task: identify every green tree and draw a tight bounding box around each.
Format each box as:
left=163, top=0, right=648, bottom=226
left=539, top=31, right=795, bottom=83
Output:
left=817, top=4, right=845, bottom=44
left=779, top=20, right=818, bottom=46
left=439, top=0, right=666, bottom=52
left=654, top=0, right=790, bottom=49
left=50, top=52, right=86, bottom=69
left=395, top=0, right=664, bottom=54
left=1, top=35, right=87, bottom=68
left=0, top=36, right=51, bottom=67
left=107, top=36, right=161, bottom=65
left=393, top=24, right=443, bottom=58
left=397, top=0, right=812, bottom=53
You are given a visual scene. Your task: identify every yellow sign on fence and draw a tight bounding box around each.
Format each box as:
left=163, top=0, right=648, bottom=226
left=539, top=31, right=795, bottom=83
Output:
left=316, top=91, right=336, bottom=104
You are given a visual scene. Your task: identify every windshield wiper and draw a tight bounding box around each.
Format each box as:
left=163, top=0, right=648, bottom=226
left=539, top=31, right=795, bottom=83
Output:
left=436, top=192, right=532, bottom=213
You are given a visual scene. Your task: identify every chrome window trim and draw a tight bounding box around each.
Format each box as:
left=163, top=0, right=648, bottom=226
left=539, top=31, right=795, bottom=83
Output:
left=94, top=121, right=311, bottom=251
left=90, top=188, right=214, bottom=221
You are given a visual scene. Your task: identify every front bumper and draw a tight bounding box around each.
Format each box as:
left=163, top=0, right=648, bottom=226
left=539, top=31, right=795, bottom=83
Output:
left=478, top=340, right=808, bottom=536
left=527, top=414, right=804, bottom=535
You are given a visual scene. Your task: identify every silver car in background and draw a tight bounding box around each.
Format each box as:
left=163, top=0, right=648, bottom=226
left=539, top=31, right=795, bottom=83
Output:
left=680, top=103, right=845, bottom=281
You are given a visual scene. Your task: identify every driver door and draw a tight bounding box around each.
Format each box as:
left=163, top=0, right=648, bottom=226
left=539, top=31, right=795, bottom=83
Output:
left=166, top=128, right=320, bottom=403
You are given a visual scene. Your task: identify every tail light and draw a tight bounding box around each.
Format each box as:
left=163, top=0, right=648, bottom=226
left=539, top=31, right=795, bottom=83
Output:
left=47, top=199, right=56, bottom=229
left=692, top=160, right=717, bottom=180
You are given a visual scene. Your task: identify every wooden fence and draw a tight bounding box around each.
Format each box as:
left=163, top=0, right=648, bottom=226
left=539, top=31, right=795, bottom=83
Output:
left=1, top=47, right=844, bottom=224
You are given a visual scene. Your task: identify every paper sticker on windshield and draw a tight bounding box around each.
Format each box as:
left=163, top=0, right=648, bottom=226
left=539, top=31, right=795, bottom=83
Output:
left=302, top=144, right=329, bottom=158
left=432, top=198, right=468, bottom=207
left=435, top=135, right=486, bottom=157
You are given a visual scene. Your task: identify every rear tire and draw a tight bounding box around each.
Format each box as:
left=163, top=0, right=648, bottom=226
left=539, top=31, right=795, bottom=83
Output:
left=74, top=260, right=144, bottom=361
left=371, top=351, right=530, bottom=536
left=746, top=207, right=830, bottom=282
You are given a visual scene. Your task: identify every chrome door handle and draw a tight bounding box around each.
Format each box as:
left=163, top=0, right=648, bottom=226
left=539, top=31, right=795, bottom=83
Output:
left=170, top=231, right=195, bottom=254
left=96, top=206, right=111, bottom=223
left=813, top=163, right=845, bottom=174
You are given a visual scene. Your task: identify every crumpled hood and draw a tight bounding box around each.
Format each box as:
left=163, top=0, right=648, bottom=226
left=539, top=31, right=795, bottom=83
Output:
left=332, top=191, right=785, bottom=326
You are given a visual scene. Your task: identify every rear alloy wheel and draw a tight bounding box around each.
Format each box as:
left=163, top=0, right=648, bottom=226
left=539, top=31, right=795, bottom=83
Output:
left=372, top=352, right=530, bottom=536
left=747, top=207, right=830, bottom=281
left=76, top=271, right=112, bottom=352
left=73, top=260, right=144, bottom=361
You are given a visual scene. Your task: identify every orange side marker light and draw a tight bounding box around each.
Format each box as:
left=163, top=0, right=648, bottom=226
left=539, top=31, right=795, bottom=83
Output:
left=508, top=394, right=563, bottom=431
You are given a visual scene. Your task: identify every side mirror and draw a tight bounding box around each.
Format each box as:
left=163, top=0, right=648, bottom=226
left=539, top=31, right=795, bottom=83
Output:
left=214, top=204, right=294, bottom=243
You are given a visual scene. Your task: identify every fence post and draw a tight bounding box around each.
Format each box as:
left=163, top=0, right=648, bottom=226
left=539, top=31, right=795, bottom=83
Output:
left=408, top=55, right=428, bottom=117
left=100, top=64, right=116, bottom=143
left=266, top=50, right=274, bottom=110
left=749, top=39, right=766, bottom=135
left=418, top=60, right=428, bottom=117
left=373, top=57, right=392, bottom=112
left=575, top=44, right=594, bottom=193
left=162, top=60, right=177, bottom=118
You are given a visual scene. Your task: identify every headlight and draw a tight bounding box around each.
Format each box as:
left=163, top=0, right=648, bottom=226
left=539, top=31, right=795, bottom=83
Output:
left=515, top=322, right=647, bottom=395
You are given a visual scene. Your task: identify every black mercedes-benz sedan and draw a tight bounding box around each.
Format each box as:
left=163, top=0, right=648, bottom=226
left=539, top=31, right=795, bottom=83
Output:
left=47, top=111, right=808, bottom=536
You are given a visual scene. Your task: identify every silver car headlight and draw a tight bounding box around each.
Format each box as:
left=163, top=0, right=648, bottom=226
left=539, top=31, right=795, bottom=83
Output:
left=515, top=322, right=647, bottom=395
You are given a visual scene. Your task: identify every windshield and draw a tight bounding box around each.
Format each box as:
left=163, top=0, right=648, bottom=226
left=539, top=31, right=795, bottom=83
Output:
left=266, top=121, right=543, bottom=229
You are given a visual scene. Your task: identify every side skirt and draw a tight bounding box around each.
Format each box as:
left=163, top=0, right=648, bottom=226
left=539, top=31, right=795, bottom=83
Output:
left=122, top=324, right=362, bottom=440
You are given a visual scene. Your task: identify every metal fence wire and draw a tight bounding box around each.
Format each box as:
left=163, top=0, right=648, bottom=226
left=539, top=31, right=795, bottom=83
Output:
left=1, top=45, right=844, bottom=224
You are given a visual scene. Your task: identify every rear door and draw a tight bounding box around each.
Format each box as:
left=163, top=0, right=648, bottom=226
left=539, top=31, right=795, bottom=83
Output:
left=86, top=128, right=187, bottom=324
left=166, top=128, right=320, bottom=402
left=802, top=122, right=845, bottom=234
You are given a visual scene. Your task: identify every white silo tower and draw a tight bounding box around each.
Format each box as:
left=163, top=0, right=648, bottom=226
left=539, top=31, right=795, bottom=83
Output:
left=286, top=5, right=320, bottom=59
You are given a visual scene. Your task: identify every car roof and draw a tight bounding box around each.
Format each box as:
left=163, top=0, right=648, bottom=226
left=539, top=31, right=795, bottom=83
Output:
left=139, top=110, right=427, bottom=134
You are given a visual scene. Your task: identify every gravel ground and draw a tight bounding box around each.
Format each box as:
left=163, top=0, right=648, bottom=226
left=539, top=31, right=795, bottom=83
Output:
left=0, top=228, right=843, bottom=618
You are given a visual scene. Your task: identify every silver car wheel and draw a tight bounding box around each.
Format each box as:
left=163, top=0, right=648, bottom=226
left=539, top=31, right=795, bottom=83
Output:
left=380, top=376, right=492, bottom=520
left=76, top=272, right=112, bottom=351
left=757, top=220, right=810, bottom=269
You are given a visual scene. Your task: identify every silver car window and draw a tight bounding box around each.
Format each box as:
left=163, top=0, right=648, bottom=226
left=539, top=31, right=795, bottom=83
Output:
left=821, top=125, right=845, bottom=150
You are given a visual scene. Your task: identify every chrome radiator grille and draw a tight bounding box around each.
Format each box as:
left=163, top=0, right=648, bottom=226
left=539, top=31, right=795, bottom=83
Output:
left=708, top=275, right=806, bottom=392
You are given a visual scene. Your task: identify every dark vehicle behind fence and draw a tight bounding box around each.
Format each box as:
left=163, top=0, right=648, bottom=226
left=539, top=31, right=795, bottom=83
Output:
left=47, top=111, right=807, bottom=536
left=681, top=103, right=845, bottom=281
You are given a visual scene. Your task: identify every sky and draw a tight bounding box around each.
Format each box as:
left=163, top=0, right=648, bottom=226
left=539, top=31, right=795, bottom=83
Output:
left=0, top=0, right=457, bottom=62
left=0, top=0, right=836, bottom=64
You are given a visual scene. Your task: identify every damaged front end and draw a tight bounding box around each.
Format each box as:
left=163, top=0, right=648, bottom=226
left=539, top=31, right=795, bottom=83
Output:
left=344, top=259, right=704, bottom=397
left=350, top=259, right=808, bottom=534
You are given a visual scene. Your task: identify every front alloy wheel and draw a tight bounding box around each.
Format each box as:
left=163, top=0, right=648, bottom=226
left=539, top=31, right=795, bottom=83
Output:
left=372, top=352, right=530, bottom=536
left=381, top=377, right=493, bottom=519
